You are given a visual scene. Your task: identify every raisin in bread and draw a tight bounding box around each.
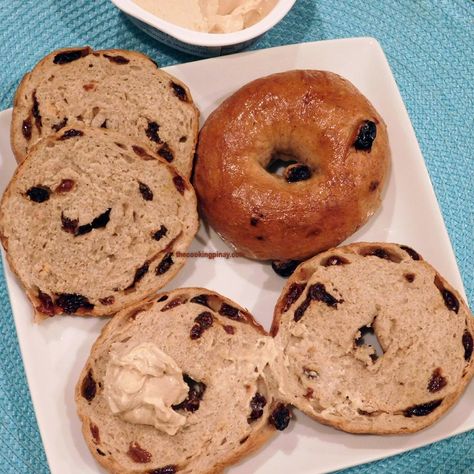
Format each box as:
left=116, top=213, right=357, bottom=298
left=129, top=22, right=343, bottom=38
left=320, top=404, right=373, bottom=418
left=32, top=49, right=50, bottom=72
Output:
left=271, top=243, right=474, bottom=434
left=0, top=127, right=198, bottom=321
left=76, top=288, right=290, bottom=474
left=11, top=47, right=199, bottom=177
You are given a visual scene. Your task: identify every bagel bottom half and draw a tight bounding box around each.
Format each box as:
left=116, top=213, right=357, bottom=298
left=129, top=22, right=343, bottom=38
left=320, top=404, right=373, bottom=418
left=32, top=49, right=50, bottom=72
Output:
left=271, top=243, right=474, bottom=434
left=76, top=288, right=291, bottom=474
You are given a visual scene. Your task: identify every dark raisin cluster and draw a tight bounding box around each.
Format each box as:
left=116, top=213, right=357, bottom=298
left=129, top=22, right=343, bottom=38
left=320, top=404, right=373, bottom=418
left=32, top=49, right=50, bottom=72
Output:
left=294, top=283, right=341, bottom=322
left=172, top=374, right=206, bottom=412
left=248, top=393, right=267, bottom=422
left=354, top=120, right=376, bottom=151
left=269, top=404, right=291, bottom=430
left=190, top=311, right=214, bottom=339
left=271, top=260, right=300, bottom=278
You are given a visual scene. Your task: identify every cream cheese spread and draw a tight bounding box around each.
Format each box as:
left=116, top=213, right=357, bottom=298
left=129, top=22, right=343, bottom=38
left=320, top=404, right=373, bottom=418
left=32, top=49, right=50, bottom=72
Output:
left=104, top=342, right=189, bottom=435
left=133, top=0, right=278, bottom=33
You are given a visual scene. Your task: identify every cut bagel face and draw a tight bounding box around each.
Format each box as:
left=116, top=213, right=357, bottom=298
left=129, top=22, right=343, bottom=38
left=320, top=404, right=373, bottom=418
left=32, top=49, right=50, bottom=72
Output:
left=271, top=243, right=474, bottom=434
left=75, top=288, right=287, bottom=474
left=0, top=127, right=198, bottom=321
left=11, top=47, right=199, bottom=177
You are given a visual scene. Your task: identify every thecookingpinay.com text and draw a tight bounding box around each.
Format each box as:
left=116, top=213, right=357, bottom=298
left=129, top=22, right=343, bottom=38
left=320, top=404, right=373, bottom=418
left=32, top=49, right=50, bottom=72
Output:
left=175, top=251, right=243, bottom=259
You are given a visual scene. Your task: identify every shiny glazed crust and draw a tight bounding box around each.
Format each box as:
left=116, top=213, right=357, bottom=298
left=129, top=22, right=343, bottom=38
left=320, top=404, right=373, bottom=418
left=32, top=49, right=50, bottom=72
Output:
left=194, top=70, right=390, bottom=261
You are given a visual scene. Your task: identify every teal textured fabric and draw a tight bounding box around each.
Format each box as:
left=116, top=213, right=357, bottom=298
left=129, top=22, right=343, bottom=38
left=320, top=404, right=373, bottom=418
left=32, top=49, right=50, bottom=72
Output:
left=0, top=0, right=472, bottom=473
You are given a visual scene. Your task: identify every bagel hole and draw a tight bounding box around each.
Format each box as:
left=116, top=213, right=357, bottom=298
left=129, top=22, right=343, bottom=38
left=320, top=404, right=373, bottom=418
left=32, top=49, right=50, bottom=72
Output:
left=266, top=151, right=314, bottom=183
left=266, top=153, right=298, bottom=176
left=355, top=325, right=384, bottom=361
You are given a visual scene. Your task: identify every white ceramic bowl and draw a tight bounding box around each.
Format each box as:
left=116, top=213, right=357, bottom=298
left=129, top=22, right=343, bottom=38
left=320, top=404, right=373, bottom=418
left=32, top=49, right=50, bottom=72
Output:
left=111, top=0, right=297, bottom=57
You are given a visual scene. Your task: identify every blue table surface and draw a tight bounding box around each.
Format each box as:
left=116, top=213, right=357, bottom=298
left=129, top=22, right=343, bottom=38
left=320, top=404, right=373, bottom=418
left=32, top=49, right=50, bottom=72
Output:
left=0, top=0, right=472, bottom=473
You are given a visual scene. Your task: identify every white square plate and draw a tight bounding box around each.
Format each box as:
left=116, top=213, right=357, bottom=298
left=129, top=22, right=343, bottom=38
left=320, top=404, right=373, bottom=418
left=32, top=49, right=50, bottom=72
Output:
left=0, top=38, right=472, bottom=474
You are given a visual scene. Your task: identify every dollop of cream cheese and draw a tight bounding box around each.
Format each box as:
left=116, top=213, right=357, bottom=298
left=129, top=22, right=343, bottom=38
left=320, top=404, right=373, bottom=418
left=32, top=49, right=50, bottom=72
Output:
left=133, top=0, right=278, bottom=33
left=104, top=342, right=189, bottom=435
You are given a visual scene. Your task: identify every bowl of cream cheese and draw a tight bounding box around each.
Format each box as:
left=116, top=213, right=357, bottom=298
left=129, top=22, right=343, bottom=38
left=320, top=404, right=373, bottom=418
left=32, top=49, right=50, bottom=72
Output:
left=111, top=0, right=297, bottom=56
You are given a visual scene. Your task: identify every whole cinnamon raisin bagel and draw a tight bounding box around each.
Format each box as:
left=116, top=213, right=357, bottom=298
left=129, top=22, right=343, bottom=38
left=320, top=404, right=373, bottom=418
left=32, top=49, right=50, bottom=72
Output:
left=194, top=70, right=390, bottom=261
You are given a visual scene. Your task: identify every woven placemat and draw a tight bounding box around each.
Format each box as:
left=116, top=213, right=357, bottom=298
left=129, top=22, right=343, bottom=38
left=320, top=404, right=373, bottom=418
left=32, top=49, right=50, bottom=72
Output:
left=0, top=0, right=472, bottom=473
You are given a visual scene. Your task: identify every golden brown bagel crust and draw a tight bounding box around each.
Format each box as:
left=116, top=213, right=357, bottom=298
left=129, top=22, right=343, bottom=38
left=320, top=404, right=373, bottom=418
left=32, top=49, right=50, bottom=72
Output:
left=194, top=70, right=390, bottom=261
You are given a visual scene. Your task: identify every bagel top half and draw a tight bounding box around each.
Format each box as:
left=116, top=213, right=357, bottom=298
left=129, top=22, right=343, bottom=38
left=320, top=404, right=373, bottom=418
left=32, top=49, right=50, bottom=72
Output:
left=194, top=70, right=390, bottom=261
